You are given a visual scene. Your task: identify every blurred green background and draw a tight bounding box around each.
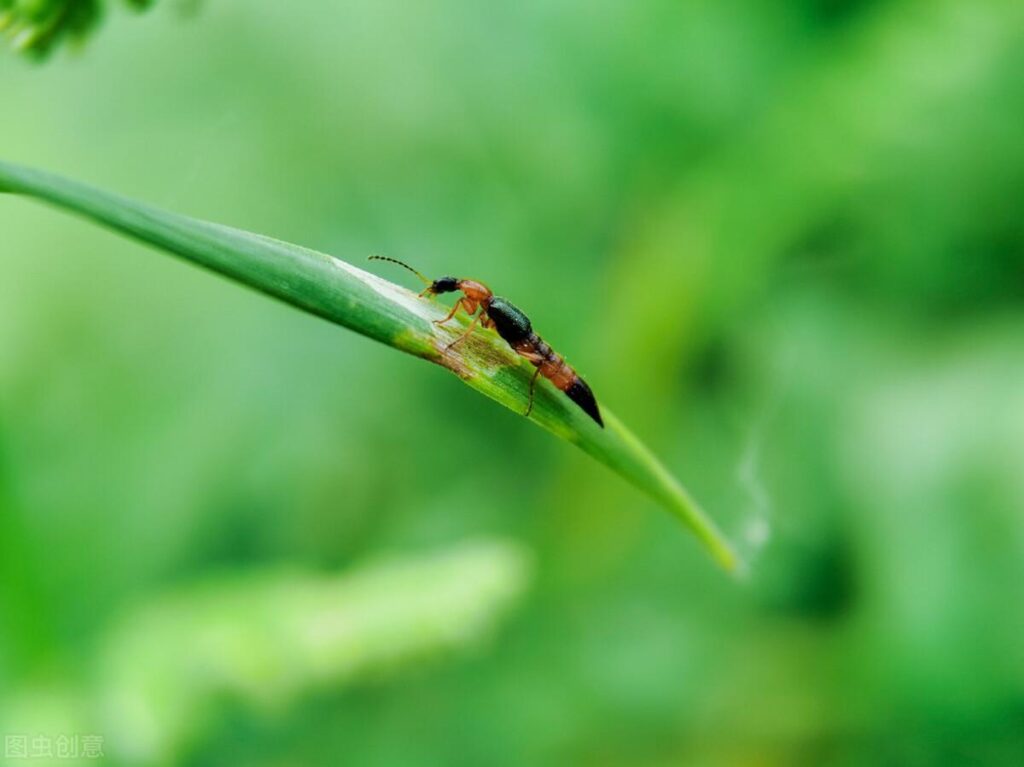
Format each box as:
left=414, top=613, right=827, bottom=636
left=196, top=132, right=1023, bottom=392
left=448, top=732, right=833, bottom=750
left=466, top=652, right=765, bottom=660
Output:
left=2, top=1, right=1024, bottom=764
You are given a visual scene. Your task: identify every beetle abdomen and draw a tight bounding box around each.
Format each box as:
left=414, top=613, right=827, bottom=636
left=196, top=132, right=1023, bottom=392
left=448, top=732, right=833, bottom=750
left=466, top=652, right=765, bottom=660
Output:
left=517, top=333, right=603, bottom=427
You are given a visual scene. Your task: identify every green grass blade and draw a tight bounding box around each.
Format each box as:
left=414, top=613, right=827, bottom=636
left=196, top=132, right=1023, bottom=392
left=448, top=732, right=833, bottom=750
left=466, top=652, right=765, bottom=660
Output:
left=100, top=539, right=530, bottom=761
left=0, top=160, right=739, bottom=572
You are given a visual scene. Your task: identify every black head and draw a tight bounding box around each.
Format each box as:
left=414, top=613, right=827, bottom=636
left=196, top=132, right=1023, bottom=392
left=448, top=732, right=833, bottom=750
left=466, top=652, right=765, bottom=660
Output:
left=430, top=276, right=459, bottom=294
left=486, top=296, right=533, bottom=344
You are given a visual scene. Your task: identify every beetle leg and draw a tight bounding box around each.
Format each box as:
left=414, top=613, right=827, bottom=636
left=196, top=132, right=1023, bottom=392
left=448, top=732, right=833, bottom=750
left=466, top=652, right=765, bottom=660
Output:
left=514, top=349, right=546, bottom=417
left=434, top=298, right=464, bottom=326
left=434, top=297, right=480, bottom=327
left=444, top=309, right=484, bottom=350
left=524, top=366, right=543, bottom=417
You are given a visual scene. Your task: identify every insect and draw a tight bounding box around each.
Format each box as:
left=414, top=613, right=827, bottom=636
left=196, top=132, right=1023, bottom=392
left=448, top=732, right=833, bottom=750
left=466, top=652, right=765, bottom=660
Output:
left=370, top=256, right=603, bottom=427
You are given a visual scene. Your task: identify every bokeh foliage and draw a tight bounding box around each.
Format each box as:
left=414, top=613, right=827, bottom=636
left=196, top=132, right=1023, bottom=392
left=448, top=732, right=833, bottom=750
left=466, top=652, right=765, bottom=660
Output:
left=2, top=0, right=1023, bottom=765
left=0, top=0, right=154, bottom=59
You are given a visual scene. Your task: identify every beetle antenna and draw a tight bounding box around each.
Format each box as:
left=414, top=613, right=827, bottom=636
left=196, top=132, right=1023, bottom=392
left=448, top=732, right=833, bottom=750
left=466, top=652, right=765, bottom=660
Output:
left=369, top=255, right=431, bottom=286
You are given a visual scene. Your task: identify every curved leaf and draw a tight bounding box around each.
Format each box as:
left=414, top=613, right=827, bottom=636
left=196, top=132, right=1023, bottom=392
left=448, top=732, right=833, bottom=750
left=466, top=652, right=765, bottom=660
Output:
left=0, top=160, right=739, bottom=572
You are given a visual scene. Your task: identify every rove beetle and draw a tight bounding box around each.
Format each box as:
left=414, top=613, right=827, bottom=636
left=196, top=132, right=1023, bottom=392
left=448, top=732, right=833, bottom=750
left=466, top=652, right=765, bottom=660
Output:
left=369, top=256, right=603, bottom=427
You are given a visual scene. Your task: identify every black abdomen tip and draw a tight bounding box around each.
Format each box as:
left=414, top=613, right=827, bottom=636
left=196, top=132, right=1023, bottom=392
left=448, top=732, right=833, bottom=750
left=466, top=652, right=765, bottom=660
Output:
left=566, top=378, right=603, bottom=427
